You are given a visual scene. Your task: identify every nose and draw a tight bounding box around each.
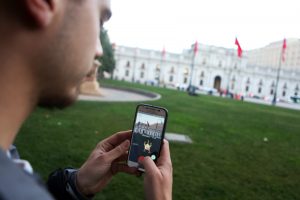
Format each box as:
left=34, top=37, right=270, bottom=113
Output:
left=95, top=36, right=103, bottom=57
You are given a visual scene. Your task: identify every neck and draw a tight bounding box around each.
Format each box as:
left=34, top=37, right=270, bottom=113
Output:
left=0, top=52, right=38, bottom=150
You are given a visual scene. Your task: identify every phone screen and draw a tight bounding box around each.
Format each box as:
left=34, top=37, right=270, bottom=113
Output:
left=128, top=108, right=166, bottom=168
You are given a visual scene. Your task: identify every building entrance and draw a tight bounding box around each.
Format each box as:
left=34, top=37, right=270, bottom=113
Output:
left=214, top=76, right=221, bottom=91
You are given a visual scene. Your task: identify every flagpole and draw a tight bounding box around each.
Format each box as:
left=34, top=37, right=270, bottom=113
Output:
left=132, top=48, right=137, bottom=83
left=188, top=52, right=196, bottom=90
left=272, top=39, right=285, bottom=105
left=158, top=47, right=165, bottom=87
left=158, top=57, right=163, bottom=86
left=272, top=52, right=283, bottom=106
left=232, top=38, right=242, bottom=97
left=188, top=41, right=197, bottom=93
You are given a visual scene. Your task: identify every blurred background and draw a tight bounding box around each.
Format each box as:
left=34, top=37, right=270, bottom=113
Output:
left=16, top=0, right=300, bottom=200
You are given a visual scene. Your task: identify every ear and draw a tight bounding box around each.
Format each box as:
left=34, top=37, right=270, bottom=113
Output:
left=24, top=0, right=56, bottom=27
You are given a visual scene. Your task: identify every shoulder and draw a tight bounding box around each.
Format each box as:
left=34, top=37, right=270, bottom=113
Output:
left=0, top=149, right=54, bottom=200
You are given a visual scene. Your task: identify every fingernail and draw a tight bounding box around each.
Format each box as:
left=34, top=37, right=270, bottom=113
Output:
left=138, top=156, right=144, bottom=163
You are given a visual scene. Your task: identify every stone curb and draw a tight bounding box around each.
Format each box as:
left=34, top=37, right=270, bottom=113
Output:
left=102, top=85, right=161, bottom=100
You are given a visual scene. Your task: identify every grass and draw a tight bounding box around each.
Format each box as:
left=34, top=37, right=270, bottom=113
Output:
left=15, top=79, right=300, bottom=200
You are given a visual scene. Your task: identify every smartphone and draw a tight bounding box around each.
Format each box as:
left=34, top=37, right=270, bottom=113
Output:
left=127, top=104, right=168, bottom=171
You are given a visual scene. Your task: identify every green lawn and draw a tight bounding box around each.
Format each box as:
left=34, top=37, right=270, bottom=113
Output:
left=15, top=79, right=300, bottom=200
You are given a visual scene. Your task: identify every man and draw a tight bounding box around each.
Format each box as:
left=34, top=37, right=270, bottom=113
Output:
left=0, top=0, right=172, bottom=199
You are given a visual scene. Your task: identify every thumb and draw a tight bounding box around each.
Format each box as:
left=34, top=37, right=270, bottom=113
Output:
left=139, top=156, right=159, bottom=175
left=106, top=140, right=130, bottom=162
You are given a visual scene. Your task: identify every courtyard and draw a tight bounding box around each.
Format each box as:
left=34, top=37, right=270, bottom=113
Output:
left=15, top=79, right=300, bottom=200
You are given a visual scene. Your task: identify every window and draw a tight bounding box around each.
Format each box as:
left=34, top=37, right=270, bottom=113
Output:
left=218, top=61, right=222, bottom=67
left=245, top=85, right=249, bottom=92
left=170, top=67, right=175, bottom=73
left=283, top=83, right=287, bottom=90
left=200, top=80, right=203, bottom=86
left=169, top=75, right=173, bottom=82
left=271, top=81, right=275, bottom=87
left=246, top=78, right=250, bottom=84
left=231, top=76, right=236, bottom=82
left=200, top=71, right=205, bottom=78
left=140, top=72, right=144, bottom=78
left=282, top=91, right=286, bottom=97
left=231, top=76, right=236, bottom=90
left=184, top=68, right=189, bottom=75
left=156, top=64, right=160, bottom=72
left=295, top=84, right=299, bottom=93
left=270, top=89, right=274, bottom=95
left=126, top=61, right=130, bottom=68
left=183, top=77, right=188, bottom=84
left=258, top=87, right=262, bottom=94
left=125, top=70, right=129, bottom=77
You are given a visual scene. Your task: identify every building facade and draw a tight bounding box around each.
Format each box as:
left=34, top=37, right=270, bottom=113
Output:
left=247, top=39, right=300, bottom=71
left=113, top=39, right=300, bottom=101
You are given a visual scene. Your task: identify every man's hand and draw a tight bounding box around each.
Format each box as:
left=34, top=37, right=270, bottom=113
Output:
left=76, top=130, right=138, bottom=196
left=139, top=139, right=173, bottom=200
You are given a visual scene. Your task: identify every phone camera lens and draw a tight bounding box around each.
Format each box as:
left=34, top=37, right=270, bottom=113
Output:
left=151, top=154, right=156, bottom=160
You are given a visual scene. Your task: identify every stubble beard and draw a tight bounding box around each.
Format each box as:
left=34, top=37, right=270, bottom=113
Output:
left=37, top=85, right=80, bottom=109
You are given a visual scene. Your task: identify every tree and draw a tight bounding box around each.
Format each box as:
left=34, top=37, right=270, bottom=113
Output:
left=98, top=28, right=115, bottom=79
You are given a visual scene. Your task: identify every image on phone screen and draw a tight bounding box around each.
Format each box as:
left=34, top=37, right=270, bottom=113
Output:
left=128, top=110, right=166, bottom=169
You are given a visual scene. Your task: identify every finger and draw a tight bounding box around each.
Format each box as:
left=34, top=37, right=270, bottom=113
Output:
left=136, top=171, right=143, bottom=177
left=157, top=139, right=172, bottom=166
left=105, top=139, right=130, bottom=162
left=111, top=163, right=139, bottom=175
left=100, top=130, right=132, bottom=151
left=139, top=156, right=159, bottom=176
left=113, top=153, right=129, bottom=163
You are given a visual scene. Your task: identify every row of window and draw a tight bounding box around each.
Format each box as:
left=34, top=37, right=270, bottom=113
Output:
left=245, top=85, right=297, bottom=97
left=125, top=60, right=239, bottom=73
left=125, top=69, right=299, bottom=92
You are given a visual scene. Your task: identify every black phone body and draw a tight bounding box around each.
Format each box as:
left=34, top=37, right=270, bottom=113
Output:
left=127, top=104, right=168, bottom=171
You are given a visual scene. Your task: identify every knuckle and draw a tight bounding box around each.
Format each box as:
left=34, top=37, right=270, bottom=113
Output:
left=98, top=154, right=109, bottom=163
left=166, top=163, right=173, bottom=171
left=148, top=169, right=160, bottom=178
left=116, top=145, right=124, bottom=153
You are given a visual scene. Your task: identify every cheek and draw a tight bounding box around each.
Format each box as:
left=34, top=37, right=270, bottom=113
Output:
left=82, top=16, right=99, bottom=66
left=60, top=1, right=100, bottom=84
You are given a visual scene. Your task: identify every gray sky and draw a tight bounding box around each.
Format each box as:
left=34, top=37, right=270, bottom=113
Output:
left=136, top=112, right=164, bottom=125
left=105, top=0, right=300, bottom=53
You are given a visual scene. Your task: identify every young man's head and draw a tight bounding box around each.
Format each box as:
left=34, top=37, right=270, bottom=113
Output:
left=0, top=0, right=111, bottom=108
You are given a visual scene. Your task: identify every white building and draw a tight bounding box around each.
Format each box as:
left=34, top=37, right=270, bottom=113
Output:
left=113, top=39, right=300, bottom=102
left=247, top=38, right=300, bottom=71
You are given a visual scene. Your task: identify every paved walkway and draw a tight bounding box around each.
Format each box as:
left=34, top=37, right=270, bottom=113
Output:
left=165, top=133, right=193, bottom=143
left=244, top=97, right=300, bottom=111
left=79, top=87, right=193, bottom=144
left=78, top=87, right=161, bottom=102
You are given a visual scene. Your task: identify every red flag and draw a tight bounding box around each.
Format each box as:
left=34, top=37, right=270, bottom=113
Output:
left=162, top=46, right=166, bottom=59
left=282, top=38, right=287, bottom=62
left=193, top=41, right=198, bottom=55
left=235, top=38, right=242, bottom=58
